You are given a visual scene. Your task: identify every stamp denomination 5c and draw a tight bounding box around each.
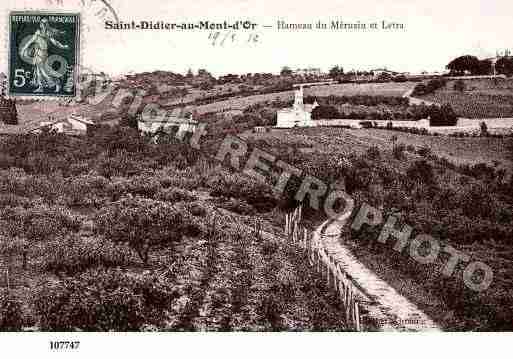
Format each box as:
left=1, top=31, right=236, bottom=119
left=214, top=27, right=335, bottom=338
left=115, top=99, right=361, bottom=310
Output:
left=8, top=11, right=80, bottom=97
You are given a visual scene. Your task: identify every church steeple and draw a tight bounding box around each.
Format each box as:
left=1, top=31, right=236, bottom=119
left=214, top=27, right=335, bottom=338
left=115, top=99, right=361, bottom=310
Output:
left=293, top=85, right=304, bottom=110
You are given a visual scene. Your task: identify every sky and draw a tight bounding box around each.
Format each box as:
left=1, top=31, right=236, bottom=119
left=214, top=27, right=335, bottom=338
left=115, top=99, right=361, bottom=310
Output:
left=1, top=0, right=512, bottom=76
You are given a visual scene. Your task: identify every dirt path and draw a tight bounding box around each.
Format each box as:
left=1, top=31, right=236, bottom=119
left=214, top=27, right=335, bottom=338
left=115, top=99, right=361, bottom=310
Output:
left=315, top=199, right=442, bottom=332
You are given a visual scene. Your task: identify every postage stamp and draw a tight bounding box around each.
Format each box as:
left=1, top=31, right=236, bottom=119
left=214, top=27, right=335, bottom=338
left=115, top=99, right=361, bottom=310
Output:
left=8, top=11, right=80, bottom=97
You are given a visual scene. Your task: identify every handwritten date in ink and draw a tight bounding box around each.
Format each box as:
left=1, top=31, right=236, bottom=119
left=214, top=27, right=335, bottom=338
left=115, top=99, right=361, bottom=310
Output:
left=208, top=31, right=259, bottom=46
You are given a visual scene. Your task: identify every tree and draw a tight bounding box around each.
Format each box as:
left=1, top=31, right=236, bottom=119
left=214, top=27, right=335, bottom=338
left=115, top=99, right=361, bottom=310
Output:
left=280, top=66, right=293, bottom=76
left=407, top=160, right=435, bottom=185
left=94, top=197, right=200, bottom=264
left=453, top=79, right=466, bottom=92
left=496, top=57, right=513, bottom=77
left=428, top=104, right=458, bottom=126
left=480, top=121, right=489, bottom=136
left=329, top=65, right=344, bottom=78
left=311, top=105, right=340, bottom=119
left=477, top=59, right=493, bottom=75
left=446, top=55, right=480, bottom=75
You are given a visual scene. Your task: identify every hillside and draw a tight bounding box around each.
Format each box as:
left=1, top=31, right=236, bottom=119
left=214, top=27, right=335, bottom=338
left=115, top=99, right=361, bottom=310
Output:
left=419, top=78, right=513, bottom=118
left=0, top=128, right=350, bottom=331
left=243, top=127, right=513, bottom=330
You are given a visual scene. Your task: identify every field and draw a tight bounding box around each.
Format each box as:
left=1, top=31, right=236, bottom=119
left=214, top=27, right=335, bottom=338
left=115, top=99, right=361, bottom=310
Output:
left=243, top=128, right=513, bottom=170
left=0, top=129, right=349, bottom=331
left=191, top=82, right=416, bottom=115
left=419, top=78, right=513, bottom=118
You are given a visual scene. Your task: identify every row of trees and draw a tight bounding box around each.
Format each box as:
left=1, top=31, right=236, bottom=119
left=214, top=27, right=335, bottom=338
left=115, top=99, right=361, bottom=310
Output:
left=447, top=55, right=513, bottom=76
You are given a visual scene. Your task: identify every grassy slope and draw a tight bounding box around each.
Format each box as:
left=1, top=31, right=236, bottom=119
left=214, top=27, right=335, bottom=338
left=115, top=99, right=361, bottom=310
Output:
left=420, top=78, right=513, bottom=118
left=246, top=127, right=513, bottom=330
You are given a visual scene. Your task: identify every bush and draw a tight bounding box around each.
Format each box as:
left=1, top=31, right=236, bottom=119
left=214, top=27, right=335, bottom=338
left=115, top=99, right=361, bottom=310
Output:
left=0, top=294, right=24, bottom=331
left=43, top=235, right=133, bottom=276
left=412, top=78, right=447, bottom=96
left=429, top=104, right=458, bottom=127
left=34, top=268, right=177, bottom=331
left=453, top=80, right=466, bottom=92
left=207, top=171, right=276, bottom=212
left=392, top=143, right=406, bottom=160
left=311, top=105, right=340, bottom=120
left=218, top=198, right=255, bottom=215
left=480, top=122, right=489, bottom=137
left=156, top=187, right=198, bottom=203
left=417, top=146, right=432, bottom=158
left=0, top=204, right=81, bottom=241
left=406, top=160, right=435, bottom=185
left=63, top=175, right=109, bottom=207
left=366, top=146, right=381, bottom=160
left=359, top=121, right=374, bottom=129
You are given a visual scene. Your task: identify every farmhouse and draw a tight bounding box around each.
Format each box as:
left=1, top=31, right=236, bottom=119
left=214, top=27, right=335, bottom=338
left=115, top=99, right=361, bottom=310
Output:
left=293, top=68, right=323, bottom=77
left=276, top=85, right=319, bottom=128
left=29, top=114, right=95, bottom=134
left=137, top=113, right=198, bottom=135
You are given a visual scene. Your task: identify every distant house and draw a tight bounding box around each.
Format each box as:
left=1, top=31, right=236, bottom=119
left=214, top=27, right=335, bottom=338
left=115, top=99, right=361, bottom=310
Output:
left=29, top=114, right=94, bottom=134
left=371, top=68, right=398, bottom=78
left=137, top=113, right=198, bottom=135
left=276, top=86, right=319, bottom=128
left=293, top=68, right=323, bottom=77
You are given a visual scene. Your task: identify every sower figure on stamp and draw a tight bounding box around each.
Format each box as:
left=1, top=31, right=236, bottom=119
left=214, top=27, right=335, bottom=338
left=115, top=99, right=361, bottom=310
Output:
left=20, top=18, right=69, bottom=93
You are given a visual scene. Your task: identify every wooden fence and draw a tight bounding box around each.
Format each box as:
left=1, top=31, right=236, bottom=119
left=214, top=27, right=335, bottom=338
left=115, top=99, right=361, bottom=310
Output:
left=284, top=206, right=362, bottom=331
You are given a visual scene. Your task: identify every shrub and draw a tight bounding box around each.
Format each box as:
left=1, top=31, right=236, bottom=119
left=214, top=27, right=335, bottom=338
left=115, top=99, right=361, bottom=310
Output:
left=63, top=175, right=109, bottom=207
left=34, top=268, right=177, bottom=331
left=0, top=294, right=23, bottom=331
left=406, top=160, right=435, bottom=185
left=0, top=204, right=81, bottom=241
left=359, top=121, right=374, bottom=129
left=218, top=198, right=255, bottom=215
left=392, top=143, right=406, bottom=160
left=480, top=122, right=489, bottom=137
left=429, top=104, right=458, bottom=127
left=366, top=146, right=381, bottom=160
left=43, top=235, right=133, bottom=276
left=311, top=105, right=340, bottom=120
left=417, top=146, right=432, bottom=158
left=185, top=202, right=208, bottom=217
left=454, top=80, right=466, bottom=92
left=207, top=171, right=276, bottom=212
left=156, top=187, right=198, bottom=203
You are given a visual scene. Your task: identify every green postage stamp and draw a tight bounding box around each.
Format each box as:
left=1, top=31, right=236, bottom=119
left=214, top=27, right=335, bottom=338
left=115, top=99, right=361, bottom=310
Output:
left=8, top=12, right=80, bottom=97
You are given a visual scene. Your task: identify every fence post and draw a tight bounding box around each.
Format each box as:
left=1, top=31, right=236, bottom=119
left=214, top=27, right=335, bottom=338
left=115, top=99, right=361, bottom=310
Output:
left=354, top=301, right=361, bottom=331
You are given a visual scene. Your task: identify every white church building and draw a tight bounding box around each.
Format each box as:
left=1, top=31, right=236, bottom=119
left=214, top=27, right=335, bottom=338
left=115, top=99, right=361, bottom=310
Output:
left=276, top=85, right=319, bottom=128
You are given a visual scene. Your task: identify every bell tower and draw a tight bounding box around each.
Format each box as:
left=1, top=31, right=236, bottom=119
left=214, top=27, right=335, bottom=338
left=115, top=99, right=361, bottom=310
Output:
left=293, top=85, right=304, bottom=110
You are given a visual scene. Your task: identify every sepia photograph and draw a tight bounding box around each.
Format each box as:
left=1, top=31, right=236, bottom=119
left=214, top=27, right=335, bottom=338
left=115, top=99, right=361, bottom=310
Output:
left=0, top=0, right=512, bottom=357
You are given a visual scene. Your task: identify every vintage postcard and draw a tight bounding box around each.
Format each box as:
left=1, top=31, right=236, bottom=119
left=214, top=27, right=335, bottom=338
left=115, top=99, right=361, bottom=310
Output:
left=0, top=0, right=512, bottom=358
